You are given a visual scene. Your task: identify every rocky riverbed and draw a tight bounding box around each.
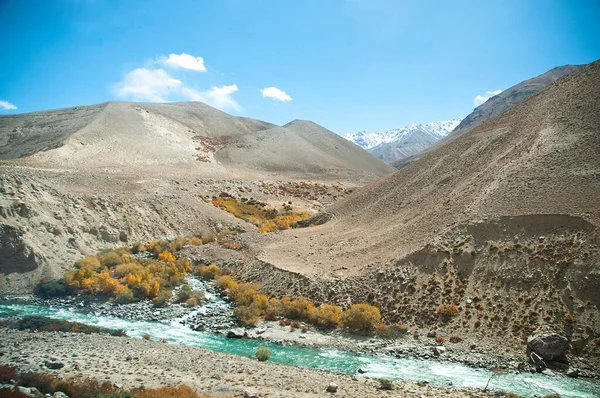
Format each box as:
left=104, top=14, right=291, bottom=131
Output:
left=3, top=275, right=598, bottom=382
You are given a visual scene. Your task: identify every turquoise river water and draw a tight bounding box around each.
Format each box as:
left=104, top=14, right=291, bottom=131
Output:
left=0, top=302, right=598, bottom=398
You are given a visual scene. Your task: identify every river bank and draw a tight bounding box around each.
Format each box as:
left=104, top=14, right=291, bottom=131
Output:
left=1, top=302, right=600, bottom=397
left=0, top=328, right=493, bottom=398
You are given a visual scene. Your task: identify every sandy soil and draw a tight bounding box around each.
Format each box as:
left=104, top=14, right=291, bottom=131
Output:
left=0, top=329, right=492, bottom=397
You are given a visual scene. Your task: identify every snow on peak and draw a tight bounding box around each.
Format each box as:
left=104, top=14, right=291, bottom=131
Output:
left=343, top=118, right=463, bottom=150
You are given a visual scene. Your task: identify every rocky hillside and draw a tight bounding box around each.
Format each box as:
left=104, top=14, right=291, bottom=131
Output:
left=238, top=60, right=600, bottom=365
left=392, top=64, right=580, bottom=169
left=0, top=101, right=393, bottom=293
left=343, top=119, right=461, bottom=163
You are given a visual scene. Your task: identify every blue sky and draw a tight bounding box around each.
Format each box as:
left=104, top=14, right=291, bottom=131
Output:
left=1, top=0, right=599, bottom=134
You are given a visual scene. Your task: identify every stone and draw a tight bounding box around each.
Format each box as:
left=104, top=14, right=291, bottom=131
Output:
left=567, top=368, right=579, bottom=378
left=226, top=328, right=246, bottom=338
left=541, top=369, right=555, bottom=376
left=44, top=360, right=64, bottom=369
left=357, top=368, right=367, bottom=374
left=17, top=386, right=44, bottom=398
left=326, top=382, right=338, bottom=393
left=243, top=387, right=259, bottom=398
left=432, top=346, right=446, bottom=357
left=527, top=333, right=569, bottom=362
left=53, top=393, right=69, bottom=398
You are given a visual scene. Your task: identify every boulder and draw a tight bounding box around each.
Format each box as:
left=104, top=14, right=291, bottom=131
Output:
left=432, top=346, right=446, bottom=357
left=226, top=328, right=246, bottom=338
left=527, top=333, right=569, bottom=362
left=44, top=360, right=64, bottom=370
left=243, top=387, right=259, bottom=398
left=567, top=368, right=580, bottom=378
left=326, top=382, right=338, bottom=393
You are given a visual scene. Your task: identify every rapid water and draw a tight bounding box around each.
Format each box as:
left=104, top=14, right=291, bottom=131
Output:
left=1, top=302, right=598, bottom=398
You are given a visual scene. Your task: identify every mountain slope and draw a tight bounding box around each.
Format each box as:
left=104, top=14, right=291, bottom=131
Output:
left=0, top=101, right=393, bottom=292
left=343, top=119, right=461, bottom=163
left=392, top=64, right=580, bottom=169
left=247, top=60, right=600, bottom=362
left=1, top=101, right=393, bottom=181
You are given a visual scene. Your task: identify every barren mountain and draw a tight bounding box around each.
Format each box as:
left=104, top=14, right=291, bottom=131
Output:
left=234, top=60, right=600, bottom=362
left=0, top=101, right=393, bottom=292
left=392, top=64, right=580, bottom=169
left=1, top=101, right=392, bottom=180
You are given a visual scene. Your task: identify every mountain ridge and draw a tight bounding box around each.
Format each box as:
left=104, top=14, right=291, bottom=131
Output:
left=343, top=119, right=462, bottom=163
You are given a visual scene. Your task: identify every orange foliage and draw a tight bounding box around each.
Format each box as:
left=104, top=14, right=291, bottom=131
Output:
left=342, top=303, right=381, bottom=333
left=315, top=304, right=342, bottom=328
left=158, top=250, right=176, bottom=263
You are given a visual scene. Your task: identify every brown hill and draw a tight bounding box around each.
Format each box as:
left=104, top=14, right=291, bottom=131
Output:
left=0, top=101, right=392, bottom=292
left=392, top=64, right=580, bottom=169
left=240, top=60, right=600, bottom=364
left=0, top=101, right=392, bottom=181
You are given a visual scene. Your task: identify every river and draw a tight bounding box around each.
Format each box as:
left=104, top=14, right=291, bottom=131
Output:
left=0, top=295, right=598, bottom=397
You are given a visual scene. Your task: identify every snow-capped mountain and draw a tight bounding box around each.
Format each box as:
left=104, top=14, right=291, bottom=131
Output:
left=343, top=118, right=462, bottom=163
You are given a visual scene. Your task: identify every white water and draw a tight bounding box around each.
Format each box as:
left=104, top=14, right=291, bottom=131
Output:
left=1, top=302, right=598, bottom=398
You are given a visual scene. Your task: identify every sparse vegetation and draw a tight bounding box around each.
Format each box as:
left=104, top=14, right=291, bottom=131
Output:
left=255, top=346, right=272, bottom=361
left=16, top=371, right=212, bottom=398
left=5, top=316, right=125, bottom=336
left=210, top=195, right=310, bottom=232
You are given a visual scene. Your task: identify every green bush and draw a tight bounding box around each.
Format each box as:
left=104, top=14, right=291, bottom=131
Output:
left=255, top=346, right=272, bottom=362
left=151, top=290, right=172, bottom=307
left=12, top=316, right=125, bottom=336
left=377, top=378, right=394, bottom=390
left=35, top=279, right=75, bottom=298
left=175, top=284, right=205, bottom=304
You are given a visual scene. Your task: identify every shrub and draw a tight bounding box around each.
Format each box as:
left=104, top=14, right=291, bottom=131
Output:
left=435, top=335, right=446, bottom=344
left=133, top=385, right=203, bottom=398
left=315, top=304, right=342, bottom=329
left=281, top=296, right=316, bottom=321
left=564, top=313, right=575, bottom=324
left=98, top=251, right=122, bottom=267
left=342, top=303, right=381, bottom=333
left=75, top=256, right=101, bottom=270
left=175, top=284, right=205, bottom=304
left=151, top=290, right=172, bottom=307
left=114, top=289, right=134, bottom=304
left=0, top=365, right=18, bottom=383
left=186, top=237, right=203, bottom=246
left=438, top=304, right=460, bottom=321
left=35, top=279, right=75, bottom=298
left=197, top=264, right=222, bottom=280
left=11, top=316, right=125, bottom=336
left=264, top=298, right=283, bottom=320
left=449, top=335, right=463, bottom=343
left=216, top=275, right=236, bottom=291
left=143, top=334, right=151, bottom=341
left=235, top=305, right=261, bottom=326
left=255, top=346, right=272, bottom=362
left=391, top=323, right=409, bottom=335
left=157, top=250, right=176, bottom=263
left=0, top=387, right=30, bottom=398
left=377, top=378, right=394, bottom=390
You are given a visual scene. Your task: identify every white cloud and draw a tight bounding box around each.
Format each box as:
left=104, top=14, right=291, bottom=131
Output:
left=0, top=100, right=17, bottom=110
left=160, top=53, right=206, bottom=72
left=181, top=84, right=240, bottom=111
left=113, top=67, right=240, bottom=111
left=114, top=68, right=182, bottom=102
left=473, top=89, right=502, bottom=107
left=260, top=86, right=292, bottom=102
